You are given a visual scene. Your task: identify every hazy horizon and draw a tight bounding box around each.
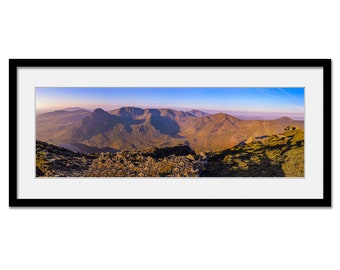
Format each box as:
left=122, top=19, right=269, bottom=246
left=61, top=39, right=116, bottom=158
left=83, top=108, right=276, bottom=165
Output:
left=36, top=87, right=305, bottom=120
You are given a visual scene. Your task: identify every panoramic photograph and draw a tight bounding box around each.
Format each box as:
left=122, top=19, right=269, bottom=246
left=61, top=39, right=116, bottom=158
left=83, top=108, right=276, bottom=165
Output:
left=36, top=87, right=304, bottom=177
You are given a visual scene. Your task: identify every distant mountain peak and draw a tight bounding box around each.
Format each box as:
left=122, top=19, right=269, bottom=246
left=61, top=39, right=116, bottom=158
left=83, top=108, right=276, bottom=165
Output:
left=275, top=116, right=293, bottom=122
left=187, top=110, right=209, bottom=117
left=120, top=107, right=144, bottom=114
left=120, top=106, right=142, bottom=111
left=188, top=109, right=206, bottom=113
left=209, top=112, right=240, bottom=121
left=110, top=107, right=145, bottom=117
left=63, top=107, right=87, bottom=112
left=93, top=108, right=106, bottom=114
left=89, top=108, right=111, bottom=121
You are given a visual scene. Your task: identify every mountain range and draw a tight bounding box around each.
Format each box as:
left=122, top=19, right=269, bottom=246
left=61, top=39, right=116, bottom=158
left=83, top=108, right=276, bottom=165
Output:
left=36, top=107, right=304, bottom=153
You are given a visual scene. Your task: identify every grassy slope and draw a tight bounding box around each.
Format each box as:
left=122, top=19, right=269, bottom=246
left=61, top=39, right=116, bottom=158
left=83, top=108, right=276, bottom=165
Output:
left=203, top=129, right=304, bottom=177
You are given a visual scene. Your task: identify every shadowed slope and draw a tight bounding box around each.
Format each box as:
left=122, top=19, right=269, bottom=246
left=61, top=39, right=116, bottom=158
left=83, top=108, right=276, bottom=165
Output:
left=36, top=109, right=91, bottom=143
left=203, top=129, right=304, bottom=177
left=36, top=107, right=304, bottom=152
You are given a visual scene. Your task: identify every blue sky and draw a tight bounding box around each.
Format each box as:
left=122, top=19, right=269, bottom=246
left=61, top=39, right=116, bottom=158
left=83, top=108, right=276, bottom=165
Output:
left=36, top=87, right=304, bottom=119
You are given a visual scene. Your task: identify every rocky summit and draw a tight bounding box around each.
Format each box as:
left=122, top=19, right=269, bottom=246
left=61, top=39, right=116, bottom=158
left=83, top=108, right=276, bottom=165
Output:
left=36, top=127, right=304, bottom=177
left=36, top=141, right=207, bottom=177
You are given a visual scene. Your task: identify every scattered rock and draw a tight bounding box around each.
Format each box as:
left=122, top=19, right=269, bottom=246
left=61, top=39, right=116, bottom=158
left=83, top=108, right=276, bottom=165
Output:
left=36, top=128, right=304, bottom=178
left=36, top=140, right=204, bottom=177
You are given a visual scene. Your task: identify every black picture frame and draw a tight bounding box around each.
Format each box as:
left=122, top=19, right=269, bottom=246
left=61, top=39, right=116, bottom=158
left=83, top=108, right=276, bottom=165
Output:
left=9, top=59, right=332, bottom=207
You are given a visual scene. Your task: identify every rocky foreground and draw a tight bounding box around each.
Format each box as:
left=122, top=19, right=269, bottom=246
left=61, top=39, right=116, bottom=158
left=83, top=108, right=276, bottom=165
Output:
left=36, top=141, right=207, bottom=177
left=36, top=127, right=304, bottom=177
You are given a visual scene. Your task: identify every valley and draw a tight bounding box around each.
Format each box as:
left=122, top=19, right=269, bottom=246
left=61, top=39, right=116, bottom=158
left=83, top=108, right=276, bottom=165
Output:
left=36, top=107, right=304, bottom=177
left=36, top=107, right=304, bottom=153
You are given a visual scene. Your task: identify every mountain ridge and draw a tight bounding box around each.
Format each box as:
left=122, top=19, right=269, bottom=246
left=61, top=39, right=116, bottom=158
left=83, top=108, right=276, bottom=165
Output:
left=36, top=106, right=304, bottom=153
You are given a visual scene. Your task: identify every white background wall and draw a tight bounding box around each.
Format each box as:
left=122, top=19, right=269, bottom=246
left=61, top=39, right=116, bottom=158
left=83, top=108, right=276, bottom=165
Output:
left=0, top=1, right=338, bottom=269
